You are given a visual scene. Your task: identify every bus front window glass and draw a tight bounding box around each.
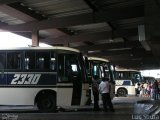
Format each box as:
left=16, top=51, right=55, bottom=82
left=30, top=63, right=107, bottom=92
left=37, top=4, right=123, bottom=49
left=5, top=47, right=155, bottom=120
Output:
left=7, top=52, right=21, bottom=69
left=133, top=73, right=141, bottom=83
left=104, top=64, right=110, bottom=78
left=100, top=65, right=104, bottom=78
left=71, top=64, right=78, bottom=72
left=93, top=65, right=97, bottom=76
left=58, top=54, right=79, bottom=83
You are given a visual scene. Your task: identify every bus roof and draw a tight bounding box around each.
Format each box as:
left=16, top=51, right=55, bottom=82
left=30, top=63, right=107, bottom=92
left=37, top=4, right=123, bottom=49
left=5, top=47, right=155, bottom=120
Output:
left=0, top=46, right=80, bottom=53
left=88, top=57, right=109, bottom=62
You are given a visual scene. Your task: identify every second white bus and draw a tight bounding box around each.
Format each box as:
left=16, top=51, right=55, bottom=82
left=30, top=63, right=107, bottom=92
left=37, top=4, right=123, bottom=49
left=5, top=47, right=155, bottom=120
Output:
left=87, top=57, right=115, bottom=103
left=115, top=69, right=142, bottom=97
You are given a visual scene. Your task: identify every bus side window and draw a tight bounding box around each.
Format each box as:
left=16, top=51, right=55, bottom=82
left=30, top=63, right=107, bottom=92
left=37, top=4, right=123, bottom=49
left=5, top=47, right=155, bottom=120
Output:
left=36, top=52, right=50, bottom=70
left=0, top=53, right=5, bottom=69
left=50, top=52, right=56, bottom=71
left=25, top=58, right=29, bottom=70
left=0, top=53, right=5, bottom=79
left=7, top=52, right=21, bottom=69
left=37, top=58, right=44, bottom=69
left=58, top=54, right=66, bottom=82
left=25, top=52, right=35, bottom=70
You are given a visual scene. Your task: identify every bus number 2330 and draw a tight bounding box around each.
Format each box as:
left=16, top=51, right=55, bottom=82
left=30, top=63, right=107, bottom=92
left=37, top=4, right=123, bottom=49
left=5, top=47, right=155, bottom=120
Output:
left=11, top=74, right=41, bottom=85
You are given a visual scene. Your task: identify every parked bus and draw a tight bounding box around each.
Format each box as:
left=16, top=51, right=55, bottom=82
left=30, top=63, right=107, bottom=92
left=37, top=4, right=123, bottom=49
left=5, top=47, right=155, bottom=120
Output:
left=87, top=57, right=115, bottom=102
left=115, top=69, right=142, bottom=97
left=0, top=46, right=89, bottom=112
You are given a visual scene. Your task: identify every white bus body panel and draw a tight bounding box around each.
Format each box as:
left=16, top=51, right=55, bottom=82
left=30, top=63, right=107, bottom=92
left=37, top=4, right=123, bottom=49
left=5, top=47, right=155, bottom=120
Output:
left=115, top=80, right=136, bottom=95
left=115, top=86, right=135, bottom=95
left=0, top=86, right=88, bottom=106
left=80, top=83, right=89, bottom=106
left=0, top=88, right=56, bottom=105
left=57, top=88, right=73, bottom=106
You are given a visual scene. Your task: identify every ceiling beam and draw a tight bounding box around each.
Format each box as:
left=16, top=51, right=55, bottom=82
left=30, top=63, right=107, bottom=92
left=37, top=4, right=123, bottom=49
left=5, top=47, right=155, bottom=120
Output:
left=112, top=57, right=159, bottom=70
left=94, top=5, right=144, bottom=21
left=87, top=47, right=151, bottom=66
left=0, top=0, right=20, bottom=5
left=104, top=48, right=152, bottom=61
left=0, top=5, right=143, bottom=31
left=106, top=54, right=143, bottom=61
left=112, top=59, right=142, bottom=65
left=8, top=2, right=48, bottom=20
left=75, top=41, right=141, bottom=51
left=87, top=48, right=140, bottom=56
left=114, top=28, right=138, bottom=38
left=40, top=28, right=138, bottom=44
left=111, top=17, right=144, bottom=29
left=0, top=5, right=68, bottom=43
left=0, top=13, right=94, bottom=31
left=41, top=31, right=112, bottom=44
left=112, top=60, right=144, bottom=70
left=0, top=5, right=35, bottom=22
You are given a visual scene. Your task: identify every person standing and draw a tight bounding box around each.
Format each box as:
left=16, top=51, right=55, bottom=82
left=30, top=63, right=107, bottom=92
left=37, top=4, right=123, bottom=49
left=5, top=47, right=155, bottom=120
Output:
left=143, top=82, right=148, bottom=97
left=152, top=80, right=159, bottom=100
left=139, top=83, right=145, bottom=97
left=99, top=77, right=115, bottom=112
left=135, top=82, right=139, bottom=96
left=92, top=75, right=100, bottom=111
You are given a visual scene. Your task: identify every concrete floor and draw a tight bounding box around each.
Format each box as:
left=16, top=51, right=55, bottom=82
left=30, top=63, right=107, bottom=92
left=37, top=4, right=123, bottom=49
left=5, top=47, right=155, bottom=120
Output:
left=0, top=96, right=151, bottom=120
left=0, top=105, right=133, bottom=120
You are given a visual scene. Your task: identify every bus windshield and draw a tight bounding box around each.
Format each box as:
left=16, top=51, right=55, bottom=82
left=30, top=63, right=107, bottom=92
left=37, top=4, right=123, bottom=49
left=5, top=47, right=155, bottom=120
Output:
left=87, top=57, right=115, bottom=101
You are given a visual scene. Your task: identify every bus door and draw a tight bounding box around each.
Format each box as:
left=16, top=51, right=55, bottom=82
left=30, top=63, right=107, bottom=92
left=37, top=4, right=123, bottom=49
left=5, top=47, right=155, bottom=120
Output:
left=57, top=54, right=82, bottom=106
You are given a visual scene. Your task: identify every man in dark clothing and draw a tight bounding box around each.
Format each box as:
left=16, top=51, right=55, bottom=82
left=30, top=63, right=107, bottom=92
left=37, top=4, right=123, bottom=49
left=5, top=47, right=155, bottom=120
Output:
left=153, top=80, right=159, bottom=100
left=92, top=75, right=100, bottom=111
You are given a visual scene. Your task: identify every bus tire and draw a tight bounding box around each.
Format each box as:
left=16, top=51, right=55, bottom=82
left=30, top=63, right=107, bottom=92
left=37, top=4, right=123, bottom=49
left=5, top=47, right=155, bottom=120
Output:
left=37, top=94, right=56, bottom=112
left=117, top=88, right=127, bottom=97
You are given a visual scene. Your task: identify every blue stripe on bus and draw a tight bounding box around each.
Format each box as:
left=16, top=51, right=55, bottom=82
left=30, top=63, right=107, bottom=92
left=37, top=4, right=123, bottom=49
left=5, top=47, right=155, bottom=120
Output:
left=0, top=74, right=7, bottom=85
left=0, top=85, right=73, bottom=88
left=122, top=80, right=131, bottom=85
left=0, top=73, right=57, bottom=85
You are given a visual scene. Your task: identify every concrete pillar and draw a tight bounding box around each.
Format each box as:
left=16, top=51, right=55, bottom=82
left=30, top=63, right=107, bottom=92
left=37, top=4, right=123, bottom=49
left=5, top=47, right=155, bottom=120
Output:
left=138, top=25, right=151, bottom=51
left=32, top=30, right=39, bottom=46
left=145, top=0, right=160, bottom=65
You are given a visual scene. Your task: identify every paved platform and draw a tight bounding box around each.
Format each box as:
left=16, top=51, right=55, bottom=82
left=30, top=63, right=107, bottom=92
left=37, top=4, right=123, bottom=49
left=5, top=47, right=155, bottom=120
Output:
left=0, top=96, right=152, bottom=120
left=0, top=104, right=133, bottom=120
left=112, top=96, right=150, bottom=104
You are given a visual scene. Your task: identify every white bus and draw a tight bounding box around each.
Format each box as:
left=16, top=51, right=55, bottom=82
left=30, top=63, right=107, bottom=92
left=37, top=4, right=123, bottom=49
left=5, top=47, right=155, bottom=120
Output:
left=87, top=57, right=115, bottom=102
left=115, top=69, right=142, bottom=97
left=0, top=46, right=89, bottom=112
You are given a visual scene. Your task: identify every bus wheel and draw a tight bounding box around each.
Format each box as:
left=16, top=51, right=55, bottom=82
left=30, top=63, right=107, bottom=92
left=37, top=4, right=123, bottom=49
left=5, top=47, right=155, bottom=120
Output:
left=37, top=94, right=56, bottom=112
left=117, top=88, right=127, bottom=97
